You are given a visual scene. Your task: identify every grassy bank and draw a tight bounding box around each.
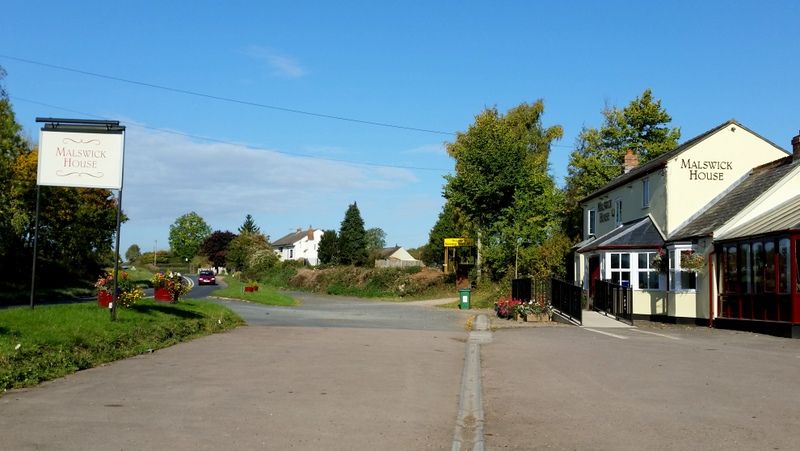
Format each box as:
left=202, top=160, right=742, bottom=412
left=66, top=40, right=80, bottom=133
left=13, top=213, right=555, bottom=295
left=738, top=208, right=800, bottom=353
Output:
left=0, top=300, right=243, bottom=392
left=210, top=277, right=297, bottom=306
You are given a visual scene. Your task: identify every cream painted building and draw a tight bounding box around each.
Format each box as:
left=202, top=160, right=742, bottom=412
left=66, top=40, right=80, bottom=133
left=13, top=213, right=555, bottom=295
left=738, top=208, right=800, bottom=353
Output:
left=574, top=120, right=800, bottom=333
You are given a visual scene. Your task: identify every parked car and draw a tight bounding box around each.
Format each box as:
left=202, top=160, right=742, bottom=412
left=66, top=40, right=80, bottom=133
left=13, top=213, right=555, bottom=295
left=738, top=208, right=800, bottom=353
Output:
left=197, top=270, right=216, bottom=285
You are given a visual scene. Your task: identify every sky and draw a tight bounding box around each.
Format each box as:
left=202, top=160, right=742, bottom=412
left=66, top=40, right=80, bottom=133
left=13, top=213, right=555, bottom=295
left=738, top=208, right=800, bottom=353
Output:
left=1, top=1, right=799, bottom=254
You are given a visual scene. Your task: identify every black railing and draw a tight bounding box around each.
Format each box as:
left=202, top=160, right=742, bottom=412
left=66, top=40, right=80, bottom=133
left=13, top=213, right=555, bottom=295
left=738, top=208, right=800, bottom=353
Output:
left=550, top=278, right=583, bottom=325
left=511, top=277, right=532, bottom=302
left=594, top=280, right=633, bottom=325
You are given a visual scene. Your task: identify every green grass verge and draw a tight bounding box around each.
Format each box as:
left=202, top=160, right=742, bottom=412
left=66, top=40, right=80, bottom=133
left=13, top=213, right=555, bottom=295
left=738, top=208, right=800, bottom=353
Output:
left=0, top=300, right=243, bottom=392
left=122, top=266, right=155, bottom=288
left=210, top=277, right=297, bottom=306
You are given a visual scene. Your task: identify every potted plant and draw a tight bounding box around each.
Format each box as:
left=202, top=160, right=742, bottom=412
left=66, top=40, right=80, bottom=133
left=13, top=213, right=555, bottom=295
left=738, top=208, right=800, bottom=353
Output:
left=495, top=296, right=523, bottom=320
left=151, top=271, right=190, bottom=303
left=244, top=281, right=259, bottom=293
left=95, top=271, right=143, bottom=308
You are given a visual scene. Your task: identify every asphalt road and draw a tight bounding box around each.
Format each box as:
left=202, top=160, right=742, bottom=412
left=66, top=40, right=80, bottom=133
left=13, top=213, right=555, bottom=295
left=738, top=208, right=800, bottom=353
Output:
left=481, top=322, right=800, bottom=450
left=5, top=281, right=800, bottom=450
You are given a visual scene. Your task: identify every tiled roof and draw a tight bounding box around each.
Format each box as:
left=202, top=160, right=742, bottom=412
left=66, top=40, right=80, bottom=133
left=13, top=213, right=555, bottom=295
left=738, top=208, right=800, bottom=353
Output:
left=379, top=246, right=401, bottom=258
left=272, top=229, right=317, bottom=247
left=577, top=216, right=665, bottom=253
left=669, top=156, right=798, bottom=241
left=580, top=120, right=786, bottom=203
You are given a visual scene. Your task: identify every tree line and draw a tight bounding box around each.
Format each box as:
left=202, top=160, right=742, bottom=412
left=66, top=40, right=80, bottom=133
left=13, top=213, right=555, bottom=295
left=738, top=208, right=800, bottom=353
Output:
left=423, top=89, right=680, bottom=283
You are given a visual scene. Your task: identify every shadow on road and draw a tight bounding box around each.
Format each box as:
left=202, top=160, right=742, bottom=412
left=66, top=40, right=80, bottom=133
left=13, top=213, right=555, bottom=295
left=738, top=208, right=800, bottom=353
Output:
left=129, top=303, right=203, bottom=319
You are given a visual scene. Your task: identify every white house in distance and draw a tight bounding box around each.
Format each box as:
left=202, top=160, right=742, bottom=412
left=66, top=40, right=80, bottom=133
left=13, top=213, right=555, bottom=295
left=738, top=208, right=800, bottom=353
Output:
left=573, top=120, right=800, bottom=337
left=375, top=246, right=423, bottom=268
left=272, top=227, right=323, bottom=266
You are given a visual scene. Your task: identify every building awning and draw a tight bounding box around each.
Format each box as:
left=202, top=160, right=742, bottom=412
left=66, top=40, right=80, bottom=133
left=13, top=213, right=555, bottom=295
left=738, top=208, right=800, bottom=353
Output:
left=715, top=194, right=800, bottom=241
left=576, top=216, right=665, bottom=253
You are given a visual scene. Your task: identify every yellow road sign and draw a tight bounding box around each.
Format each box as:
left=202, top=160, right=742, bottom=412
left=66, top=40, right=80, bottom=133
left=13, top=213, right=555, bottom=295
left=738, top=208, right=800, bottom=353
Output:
left=444, top=238, right=474, bottom=247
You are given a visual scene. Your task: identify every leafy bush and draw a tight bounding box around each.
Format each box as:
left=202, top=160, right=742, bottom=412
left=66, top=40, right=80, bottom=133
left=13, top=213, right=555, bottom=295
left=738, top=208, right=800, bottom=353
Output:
left=282, top=266, right=446, bottom=298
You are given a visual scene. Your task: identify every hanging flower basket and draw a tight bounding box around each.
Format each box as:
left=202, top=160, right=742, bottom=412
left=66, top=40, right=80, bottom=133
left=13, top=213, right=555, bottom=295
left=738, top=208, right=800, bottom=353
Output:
left=651, top=249, right=669, bottom=273
left=681, top=251, right=705, bottom=273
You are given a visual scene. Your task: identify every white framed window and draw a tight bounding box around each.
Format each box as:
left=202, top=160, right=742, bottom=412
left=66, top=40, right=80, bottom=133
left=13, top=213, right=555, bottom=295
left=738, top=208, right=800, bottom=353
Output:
left=609, top=252, right=631, bottom=286
left=668, top=245, right=697, bottom=290
left=614, top=199, right=623, bottom=226
left=588, top=209, right=596, bottom=236
left=637, top=252, right=660, bottom=289
left=642, top=178, right=650, bottom=207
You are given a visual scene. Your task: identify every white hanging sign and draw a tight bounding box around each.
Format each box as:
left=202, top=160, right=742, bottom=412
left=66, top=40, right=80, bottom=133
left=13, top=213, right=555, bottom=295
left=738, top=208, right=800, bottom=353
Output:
left=37, top=130, right=124, bottom=189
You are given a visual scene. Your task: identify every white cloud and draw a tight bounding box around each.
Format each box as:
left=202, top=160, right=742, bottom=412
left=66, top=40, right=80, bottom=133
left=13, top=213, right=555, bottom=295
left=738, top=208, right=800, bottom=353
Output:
left=119, top=126, right=420, bottom=250
left=242, top=45, right=307, bottom=79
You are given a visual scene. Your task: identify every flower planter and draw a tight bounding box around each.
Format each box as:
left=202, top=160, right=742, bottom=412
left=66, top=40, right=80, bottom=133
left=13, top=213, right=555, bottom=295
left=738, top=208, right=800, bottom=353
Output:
left=244, top=286, right=258, bottom=293
left=154, top=287, right=173, bottom=302
left=97, top=291, right=113, bottom=308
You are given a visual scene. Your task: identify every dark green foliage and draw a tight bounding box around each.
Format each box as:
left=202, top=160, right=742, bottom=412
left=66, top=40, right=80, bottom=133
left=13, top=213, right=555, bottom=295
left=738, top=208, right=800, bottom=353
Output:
left=225, top=232, right=273, bottom=277
left=337, top=202, right=368, bottom=266
left=421, top=202, right=469, bottom=266
left=443, top=101, right=564, bottom=282
left=200, top=230, right=237, bottom=268
left=563, top=89, right=680, bottom=239
left=317, top=230, right=338, bottom=265
left=238, top=214, right=261, bottom=234
left=288, top=266, right=442, bottom=298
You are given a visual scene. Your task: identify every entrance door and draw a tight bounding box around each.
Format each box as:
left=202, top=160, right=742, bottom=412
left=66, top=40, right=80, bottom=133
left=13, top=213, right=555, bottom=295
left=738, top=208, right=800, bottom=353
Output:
left=589, top=255, right=601, bottom=300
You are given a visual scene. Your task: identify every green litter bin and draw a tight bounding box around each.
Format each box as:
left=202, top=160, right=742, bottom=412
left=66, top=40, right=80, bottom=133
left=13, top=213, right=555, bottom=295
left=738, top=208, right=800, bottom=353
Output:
left=458, top=288, right=471, bottom=310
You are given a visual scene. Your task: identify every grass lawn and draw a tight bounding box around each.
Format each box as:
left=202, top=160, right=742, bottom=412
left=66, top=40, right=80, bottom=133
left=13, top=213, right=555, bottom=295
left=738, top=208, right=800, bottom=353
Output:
left=210, top=277, right=297, bottom=306
left=0, top=300, right=243, bottom=392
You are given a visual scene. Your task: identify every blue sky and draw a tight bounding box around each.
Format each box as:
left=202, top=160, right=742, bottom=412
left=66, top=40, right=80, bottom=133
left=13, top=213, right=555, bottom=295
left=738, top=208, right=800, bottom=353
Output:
left=2, top=1, right=798, bottom=253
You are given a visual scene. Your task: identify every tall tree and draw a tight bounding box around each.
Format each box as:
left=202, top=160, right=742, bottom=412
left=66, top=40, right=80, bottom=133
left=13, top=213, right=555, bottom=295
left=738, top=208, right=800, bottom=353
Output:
left=421, top=202, right=469, bottom=266
left=125, top=244, right=142, bottom=263
left=444, top=101, right=563, bottom=282
left=168, top=211, right=212, bottom=261
left=0, top=65, right=30, bottom=284
left=238, top=214, right=261, bottom=234
left=6, top=149, right=120, bottom=285
left=201, top=230, right=237, bottom=269
left=226, top=232, right=271, bottom=275
left=563, top=89, right=680, bottom=239
left=337, top=202, right=368, bottom=266
left=317, top=230, right=338, bottom=265
left=364, top=227, right=386, bottom=252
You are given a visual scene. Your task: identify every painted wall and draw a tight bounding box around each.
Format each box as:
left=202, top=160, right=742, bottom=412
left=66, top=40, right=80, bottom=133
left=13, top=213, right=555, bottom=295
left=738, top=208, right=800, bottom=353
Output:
left=633, top=290, right=668, bottom=315
left=665, top=125, right=788, bottom=234
left=275, top=229, right=324, bottom=266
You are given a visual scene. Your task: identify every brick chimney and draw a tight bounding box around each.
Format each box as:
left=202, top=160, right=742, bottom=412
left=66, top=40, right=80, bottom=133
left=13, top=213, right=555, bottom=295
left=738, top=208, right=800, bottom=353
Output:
left=623, top=149, right=639, bottom=173
left=307, top=227, right=314, bottom=240
left=792, top=130, right=800, bottom=159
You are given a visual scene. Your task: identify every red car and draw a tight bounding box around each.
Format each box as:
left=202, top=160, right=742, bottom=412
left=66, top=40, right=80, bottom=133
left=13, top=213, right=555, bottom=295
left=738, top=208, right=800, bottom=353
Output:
left=197, top=270, right=216, bottom=285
